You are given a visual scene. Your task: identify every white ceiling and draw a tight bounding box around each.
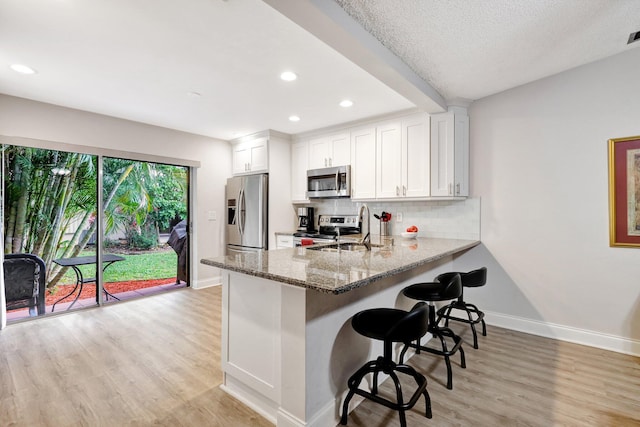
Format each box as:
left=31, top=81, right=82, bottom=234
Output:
left=1, top=0, right=639, bottom=140
left=332, top=0, right=640, bottom=101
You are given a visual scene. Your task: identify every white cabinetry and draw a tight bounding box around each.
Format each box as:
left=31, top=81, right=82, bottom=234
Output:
left=376, top=121, right=403, bottom=198
left=308, top=133, right=350, bottom=169
left=376, top=113, right=430, bottom=199
left=232, top=137, right=268, bottom=175
left=276, top=234, right=294, bottom=249
left=403, top=113, right=431, bottom=198
left=291, top=140, right=309, bottom=202
left=231, top=130, right=291, bottom=250
left=350, top=127, right=377, bottom=199
left=430, top=111, right=469, bottom=197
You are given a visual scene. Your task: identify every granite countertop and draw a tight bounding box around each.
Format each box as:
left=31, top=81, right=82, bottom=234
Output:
left=201, top=237, right=480, bottom=294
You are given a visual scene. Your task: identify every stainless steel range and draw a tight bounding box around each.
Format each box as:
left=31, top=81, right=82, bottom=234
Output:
left=292, top=214, right=360, bottom=246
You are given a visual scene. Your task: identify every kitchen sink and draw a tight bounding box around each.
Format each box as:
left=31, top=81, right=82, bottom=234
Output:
left=307, top=242, right=378, bottom=253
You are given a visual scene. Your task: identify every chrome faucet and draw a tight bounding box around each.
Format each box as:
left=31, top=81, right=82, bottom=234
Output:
left=358, top=203, right=371, bottom=251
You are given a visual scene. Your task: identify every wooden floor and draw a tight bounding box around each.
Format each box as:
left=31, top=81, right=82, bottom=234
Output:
left=1, top=286, right=639, bottom=427
left=0, top=286, right=271, bottom=427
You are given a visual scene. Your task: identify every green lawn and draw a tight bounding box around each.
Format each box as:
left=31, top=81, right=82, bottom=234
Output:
left=58, top=250, right=178, bottom=284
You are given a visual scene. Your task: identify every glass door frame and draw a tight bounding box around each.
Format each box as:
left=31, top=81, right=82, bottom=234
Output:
left=0, top=140, right=196, bottom=325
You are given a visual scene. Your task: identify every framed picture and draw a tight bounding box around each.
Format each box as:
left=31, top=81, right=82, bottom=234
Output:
left=609, top=135, right=640, bottom=247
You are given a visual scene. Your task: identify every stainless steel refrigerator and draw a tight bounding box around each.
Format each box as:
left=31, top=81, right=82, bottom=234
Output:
left=226, top=174, right=268, bottom=255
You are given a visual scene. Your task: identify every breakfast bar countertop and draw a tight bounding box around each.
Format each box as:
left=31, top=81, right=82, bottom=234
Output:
left=200, top=237, right=480, bottom=294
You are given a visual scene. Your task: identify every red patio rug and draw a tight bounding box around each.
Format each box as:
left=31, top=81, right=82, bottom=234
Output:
left=45, top=278, right=178, bottom=305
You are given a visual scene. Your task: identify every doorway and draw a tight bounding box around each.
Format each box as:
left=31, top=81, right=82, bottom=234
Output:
left=2, top=144, right=190, bottom=322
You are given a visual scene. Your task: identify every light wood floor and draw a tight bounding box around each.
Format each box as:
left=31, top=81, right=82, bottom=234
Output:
left=0, top=286, right=271, bottom=426
left=1, top=286, right=639, bottom=426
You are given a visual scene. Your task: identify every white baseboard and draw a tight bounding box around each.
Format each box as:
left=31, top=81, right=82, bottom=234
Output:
left=192, top=276, right=221, bottom=290
left=486, top=310, right=640, bottom=357
left=220, top=376, right=277, bottom=425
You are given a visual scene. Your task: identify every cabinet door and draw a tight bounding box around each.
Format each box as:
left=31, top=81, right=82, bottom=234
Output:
left=350, top=127, right=376, bottom=199
left=233, top=143, right=251, bottom=175
left=403, top=114, right=430, bottom=198
left=249, top=138, right=268, bottom=173
left=276, top=234, right=294, bottom=249
left=376, top=122, right=403, bottom=198
left=329, top=133, right=350, bottom=167
left=430, top=113, right=455, bottom=196
left=454, top=115, right=469, bottom=197
left=291, top=141, right=309, bottom=202
left=308, top=137, right=329, bottom=169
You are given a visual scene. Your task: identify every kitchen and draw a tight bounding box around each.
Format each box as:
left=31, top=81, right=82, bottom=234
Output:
left=1, top=0, right=640, bottom=426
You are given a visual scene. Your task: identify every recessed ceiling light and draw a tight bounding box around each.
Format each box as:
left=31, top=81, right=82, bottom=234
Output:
left=10, top=64, right=37, bottom=75
left=628, top=30, right=640, bottom=44
left=339, top=99, right=354, bottom=108
left=280, top=71, right=297, bottom=82
left=289, top=115, right=300, bottom=122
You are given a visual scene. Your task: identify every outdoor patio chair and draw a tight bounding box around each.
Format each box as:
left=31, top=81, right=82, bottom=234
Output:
left=3, top=253, right=47, bottom=316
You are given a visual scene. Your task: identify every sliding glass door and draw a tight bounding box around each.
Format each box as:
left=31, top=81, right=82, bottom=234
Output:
left=100, top=158, right=189, bottom=305
left=2, top=145, right=99, bottom=320
left=2, top=143, right=190, bottom=323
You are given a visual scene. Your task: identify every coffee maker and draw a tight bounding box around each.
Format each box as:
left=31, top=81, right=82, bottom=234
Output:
left=297, top=207, right=316, bottom=233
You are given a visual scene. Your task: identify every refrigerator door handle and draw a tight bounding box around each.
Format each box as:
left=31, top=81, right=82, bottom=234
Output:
left=238, top=187, right=245, bottom=236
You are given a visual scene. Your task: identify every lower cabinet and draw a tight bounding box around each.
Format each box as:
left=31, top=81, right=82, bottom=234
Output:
left=275, top=234, right=294, bottom=249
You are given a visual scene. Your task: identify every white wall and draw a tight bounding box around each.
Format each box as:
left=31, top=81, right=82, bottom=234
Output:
left=0, top=94, right=230, bottom=288
left=456, top=48, right=640, bottom=355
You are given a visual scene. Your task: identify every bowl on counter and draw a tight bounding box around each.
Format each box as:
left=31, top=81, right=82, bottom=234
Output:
left=400, top=231, right=418, bottom=239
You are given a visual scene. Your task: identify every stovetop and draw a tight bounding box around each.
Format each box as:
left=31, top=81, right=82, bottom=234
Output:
left=293, top=214, right=360, bottom=240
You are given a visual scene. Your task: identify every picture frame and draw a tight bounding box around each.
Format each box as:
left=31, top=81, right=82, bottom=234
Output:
left=608, top=135, right=640, bottom=247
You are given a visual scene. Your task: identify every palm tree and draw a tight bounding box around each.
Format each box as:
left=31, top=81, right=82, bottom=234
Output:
left=3, top=146, right=187, bottom=288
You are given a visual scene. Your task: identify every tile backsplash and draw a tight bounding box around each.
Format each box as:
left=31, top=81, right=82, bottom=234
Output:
left=306, top=198, right=481, bottom=240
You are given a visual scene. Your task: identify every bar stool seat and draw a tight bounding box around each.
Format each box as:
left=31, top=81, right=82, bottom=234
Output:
left=340, top=303, right=432, bottom=427
left=436, top=268, right=488, bottom=349
left=402, top=273, right=466, bottom=390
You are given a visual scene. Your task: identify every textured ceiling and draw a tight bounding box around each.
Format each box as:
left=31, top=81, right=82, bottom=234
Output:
left=2, top=0, right=639, bottom=140
left=334, top=0, right=640, bottom=101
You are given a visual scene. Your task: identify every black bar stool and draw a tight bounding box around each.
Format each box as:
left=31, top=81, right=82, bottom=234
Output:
left=340, top=303, right=433, bottom=427
left=402, top=273, right=466, bottom=390
left=436, top=268, right=487, bottom=349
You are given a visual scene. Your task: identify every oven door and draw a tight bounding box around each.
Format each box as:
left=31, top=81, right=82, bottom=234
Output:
left=306, top=165, right=350, bottom=199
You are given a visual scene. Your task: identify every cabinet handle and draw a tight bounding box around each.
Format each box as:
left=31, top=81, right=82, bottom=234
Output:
left=456, top=183, right=460, bottom=195
left=403, top=185, right=406, bottom=196
left=324, top=158, right=328, bottom=167
left=396, top=186, right=400, bottom=196
left=329, top=158, right=332, bottom=167
left=449, top=183, right=453, bottom=195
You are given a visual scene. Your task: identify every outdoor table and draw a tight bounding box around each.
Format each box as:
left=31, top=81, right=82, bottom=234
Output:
left=51, top=254, right=125, bottom=312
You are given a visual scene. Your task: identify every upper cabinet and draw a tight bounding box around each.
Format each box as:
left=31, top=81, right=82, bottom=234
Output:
left=291, top=140, right=309, bottom=202
left=308, top=132, right=350, bottom=169
left=350, top=127, right=377, bottom=199
left=375, top=113, right=430, bottom=199
left=290, top=109, right=468, bottom=203
left=430, top=110, right=469, bottom=197
left=232, top=137, right=268, bottom=175
left=375, top=121, right=403, bottom=198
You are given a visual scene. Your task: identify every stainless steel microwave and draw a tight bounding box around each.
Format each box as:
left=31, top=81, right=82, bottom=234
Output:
left=306, top=165, right=351, bottom=199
